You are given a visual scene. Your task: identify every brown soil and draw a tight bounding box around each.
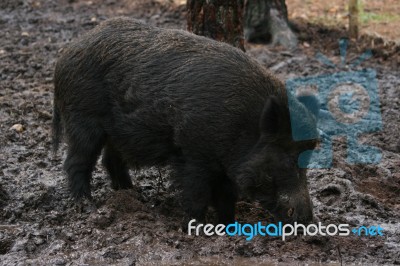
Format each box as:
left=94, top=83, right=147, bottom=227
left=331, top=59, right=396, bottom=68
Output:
left=0, top=0, right=399, bottom=265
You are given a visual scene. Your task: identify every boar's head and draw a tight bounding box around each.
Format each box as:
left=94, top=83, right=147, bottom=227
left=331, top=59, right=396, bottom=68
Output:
left=237, top=94, right=319, bottom=224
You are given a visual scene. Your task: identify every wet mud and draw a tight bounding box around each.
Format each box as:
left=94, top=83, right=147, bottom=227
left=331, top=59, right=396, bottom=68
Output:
left=0, top=0, right=399, bottom=265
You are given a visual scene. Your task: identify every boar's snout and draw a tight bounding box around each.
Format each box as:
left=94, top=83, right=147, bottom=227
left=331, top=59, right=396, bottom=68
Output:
left=269, top=192, right=314, bottom=225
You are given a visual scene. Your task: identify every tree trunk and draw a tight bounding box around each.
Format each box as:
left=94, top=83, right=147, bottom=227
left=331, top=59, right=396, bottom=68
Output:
left=187, top=0, right=245, bottom=51
left=348, top=0, right=359, bottom=39
left=244, top=0, right=297, bottom=49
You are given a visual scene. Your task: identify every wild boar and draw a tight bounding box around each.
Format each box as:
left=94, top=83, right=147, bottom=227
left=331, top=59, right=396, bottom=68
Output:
left=53, top=17, right=318, bottom=224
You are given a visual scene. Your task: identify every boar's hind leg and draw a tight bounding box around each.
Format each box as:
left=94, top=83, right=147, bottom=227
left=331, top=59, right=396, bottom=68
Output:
left=64, top=122, right=105, bottom=199
left=212, top=177, right=237, bottom=225
left=102, top=142, right=133, bottom=190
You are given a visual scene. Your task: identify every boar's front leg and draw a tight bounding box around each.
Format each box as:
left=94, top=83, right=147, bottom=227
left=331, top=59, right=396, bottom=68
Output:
left=178, top=159, right=214, bottom=223
left=178, top=158, right=237, bottom=224
left=102, top=141, right=133, bottom=190
left=211, top=176, right=237, bottom=225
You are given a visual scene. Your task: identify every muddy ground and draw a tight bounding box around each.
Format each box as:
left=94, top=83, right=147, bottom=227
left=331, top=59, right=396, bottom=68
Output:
left=0, top=0, right=399, bottom=265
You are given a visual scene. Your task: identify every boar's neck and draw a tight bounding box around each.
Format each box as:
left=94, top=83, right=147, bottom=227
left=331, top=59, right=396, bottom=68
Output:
left=224, top=131, right=261, bottom=179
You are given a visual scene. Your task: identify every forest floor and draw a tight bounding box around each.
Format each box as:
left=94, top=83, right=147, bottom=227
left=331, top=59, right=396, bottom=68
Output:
left=0, top=0, right=399, bottom=265
left=287, top=0, right=400, bottom=43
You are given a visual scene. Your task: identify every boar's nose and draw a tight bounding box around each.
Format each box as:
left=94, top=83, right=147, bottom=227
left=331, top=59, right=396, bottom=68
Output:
left=272, top=197, right=314, bottom=225
left=272, top=207, right=314, bottom=225
left=293, top=198, right=314, bottom=224
left=296, top=209, right=314, bottom=224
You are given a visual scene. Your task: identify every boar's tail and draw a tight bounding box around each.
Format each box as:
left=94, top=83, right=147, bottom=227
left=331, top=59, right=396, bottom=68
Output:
left=52, top=104, right=62, bottom=154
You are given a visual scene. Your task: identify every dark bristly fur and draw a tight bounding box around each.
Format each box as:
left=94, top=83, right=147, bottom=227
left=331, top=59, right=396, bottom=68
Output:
left=53, top=17, right=318, bottom=224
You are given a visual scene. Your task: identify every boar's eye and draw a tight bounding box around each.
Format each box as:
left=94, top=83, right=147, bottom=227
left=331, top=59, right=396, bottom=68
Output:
left=287, top=207, right=294, bottom=217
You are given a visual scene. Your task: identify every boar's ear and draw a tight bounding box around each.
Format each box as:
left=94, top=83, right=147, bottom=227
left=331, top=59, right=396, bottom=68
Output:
left=260, top=96, right=287, bottom=135
left=296, top=94, right=320, bottom=120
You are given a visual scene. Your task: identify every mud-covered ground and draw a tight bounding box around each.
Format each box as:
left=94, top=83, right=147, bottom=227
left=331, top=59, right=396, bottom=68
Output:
left=0, top=0, right=399, bottom=265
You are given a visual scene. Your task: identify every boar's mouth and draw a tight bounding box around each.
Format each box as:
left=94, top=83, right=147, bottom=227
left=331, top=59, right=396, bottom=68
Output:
left=235, top=143, right=314, bottom=224
left=262, top=191, right=314, bottom=224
